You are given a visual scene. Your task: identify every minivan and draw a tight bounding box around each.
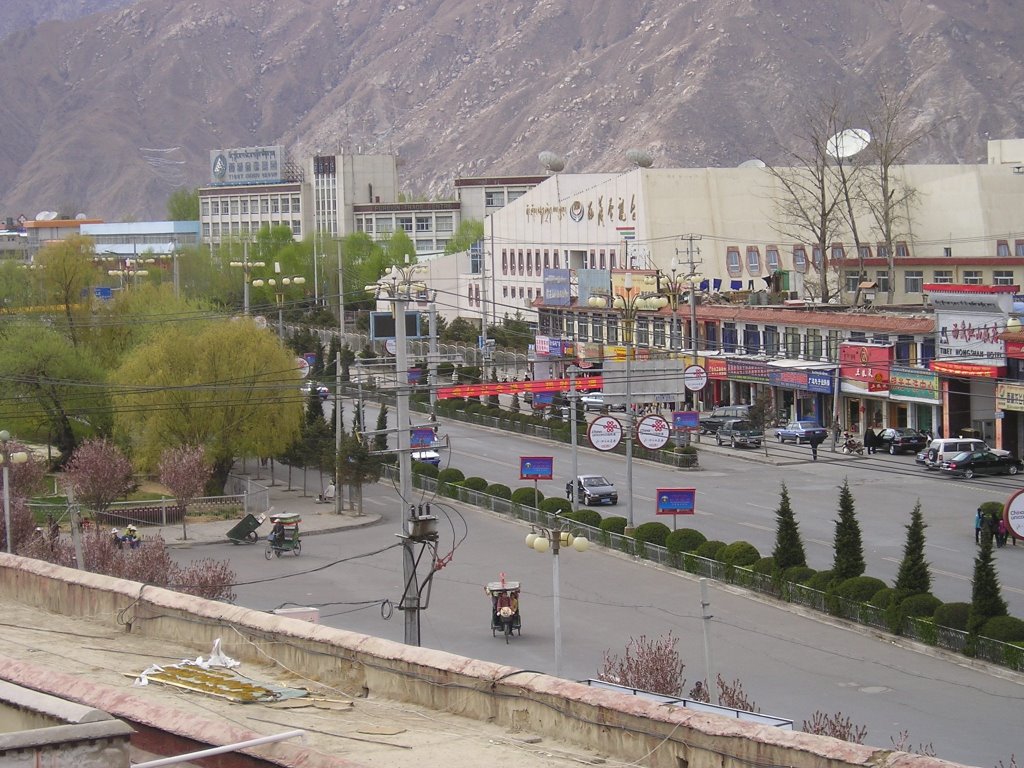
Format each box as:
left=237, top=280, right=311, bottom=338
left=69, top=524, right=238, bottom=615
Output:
left=918, top=437, right=1007, bottom=469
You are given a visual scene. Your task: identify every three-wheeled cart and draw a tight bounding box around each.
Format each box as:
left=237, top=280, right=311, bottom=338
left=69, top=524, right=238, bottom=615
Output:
left=486, top=580, right=521, bottom=643
left=226, top=513, right=266, bottom=544
left=265, top=512, right=302, bottom=559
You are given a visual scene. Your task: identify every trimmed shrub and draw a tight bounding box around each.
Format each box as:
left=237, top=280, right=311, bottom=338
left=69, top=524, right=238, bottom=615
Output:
left=462, top=476, right=488, bottom=492
left=599, top=516, right=628, bottom=535
left=981, top=615, right=1024, bottom=643
left=511, top=487, right=544, bottom=507
left=720, top=541, right=760, bottom=567
left=752, top=556, right=776, bottom=575
left=465, top=402, right=481, bottom=415
left=666, top=528, right=707, bottom=554
left=871, top=587, right=899, bottom=608
left=883, top=588, right=916, bottom=633
left=934, top=602, right=971, bottom=631
left=899, top=593, right=942, bottom=619
left=568, top=508, right=603, bottom=529
left=694, top=540, right=727, bottom=560
left=437, top=468, right=465, bottom=486
left=805, top=570, right=836, bottom=593
left=835, top=576, right=888, bottom=603
left=783, top=566, right=816, bottom=584
left=485, top=483, right=512, bottom=500
left=539, top=497, right=572, bottom=516
left=412, top=462, right=439, bottom=479
left=634, top=522, right=671, bottom=547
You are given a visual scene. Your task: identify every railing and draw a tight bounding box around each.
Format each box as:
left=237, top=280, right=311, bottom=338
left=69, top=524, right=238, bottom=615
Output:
left=389, top=466, right=1024, bottom=674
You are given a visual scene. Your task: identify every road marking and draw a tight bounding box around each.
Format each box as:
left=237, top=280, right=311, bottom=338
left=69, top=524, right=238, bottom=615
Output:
left=881, top=556, right=1024, bottom=595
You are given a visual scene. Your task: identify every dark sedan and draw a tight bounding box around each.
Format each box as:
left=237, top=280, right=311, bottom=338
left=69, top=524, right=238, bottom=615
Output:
left=877, top=427, right=929, bottom=455
left=940, top=450, right=1022, bottom=479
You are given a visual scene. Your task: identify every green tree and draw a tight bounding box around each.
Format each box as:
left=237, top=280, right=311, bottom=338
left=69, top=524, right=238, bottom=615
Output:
left=0, top=260, right=37, bottom=309
left=443, top=316, right=479, bottom=344
left=832, top=478, right=865, bottom=580
left=445, top=219, right=484, bottom=255
left=771, top=483, right=807, bottom=571
left=383, top=229, right=417, bottom=264
left=373, top=404, right=389, bottom=453
left=166, top=187, right=200, bottom=220
left=968, top=533, right=1008, bottom=636
left=894, top=500, right=931, bottom=595
left=110, top=318, right=304, bottom=487
left=0, top=323, right=112, bottom=460
left=35, top=234, right=96, bottom=346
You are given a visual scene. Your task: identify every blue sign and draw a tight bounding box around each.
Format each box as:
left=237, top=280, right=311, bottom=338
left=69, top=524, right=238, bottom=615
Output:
left=807, top=371, right=833, bottom=393
left=532, top=392, right=555, bottom=406
left=656, top=488, right=696, bottom=515
left=543, top=269, right=571, bottom=306
left=93, top=286, right=113, bottom=300
left=672, top=411, right=700, bottom=430
left=410, top=428, right=435, bottom=448
left=520, top=456, right=554, bottom=480
left=407, top=368, right=424, bottom=385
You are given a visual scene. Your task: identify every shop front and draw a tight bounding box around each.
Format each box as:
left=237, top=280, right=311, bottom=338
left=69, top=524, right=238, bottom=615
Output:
left=839, top=342, right=894, bottom=433
left=931, top=360, right=1004, bottom=444
left=767, top=364, right=834, bottom=425
left=995, top=381, right=1024, bottom=457
left=725, top=358, right=771, bottom=408
left=888, top=366, right=940, bottom=435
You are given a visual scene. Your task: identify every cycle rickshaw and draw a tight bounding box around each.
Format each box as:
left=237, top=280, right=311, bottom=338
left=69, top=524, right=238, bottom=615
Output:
left=265, top=512, right=302, bottom=559
left=486, top=579, right=521, bottom=643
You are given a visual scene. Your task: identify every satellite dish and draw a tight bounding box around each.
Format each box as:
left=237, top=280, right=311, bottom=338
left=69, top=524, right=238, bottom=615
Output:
left=38, top=211, right=59, bottom=221
left=538, top=151, right=565, bottom=173
left=35, top=211, right=48, bottom=221
left=738, top=158, right=767, bottom=168
left=74, top=213, right=87, bottom=220
left=626, top=148, right=654, bottom=168
left=826, top=128, right=871, bottom=160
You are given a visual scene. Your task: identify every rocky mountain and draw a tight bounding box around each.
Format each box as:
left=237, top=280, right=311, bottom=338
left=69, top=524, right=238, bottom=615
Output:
left=0, top=0, right=132, bottom=43
left=0, top=0, right=1022, bottom=221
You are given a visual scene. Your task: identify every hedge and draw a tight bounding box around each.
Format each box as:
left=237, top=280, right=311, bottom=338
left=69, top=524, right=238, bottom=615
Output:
left=933, top=602, right=971, bottom=631
left=899, top=593, right=942, bottom=619
left=634, top=522, right=671, bottom=547
left=568, top=508, right=603, bottom=529
left=835, top=576, right=888, bottom=603
left=665, top=528, right=706, bottom=554
left=752, top=556, right=776, bottom=575
left=485, top=483, right=512, bottom=499
left=694, top=540, right=727, bottom=560
left=980, top=615, right=1024, bottom=643
left=720, top=541, right=760, bottom=567
left=599, top=516, right=627, bottom=535
left=805, top=570, right=836, bottom=593
left=511, top=487, right=544, bottom=506
left=462, top=476, right=488, bottom=492
left=437, top=468, right=466, bottom=486
left=783, top=565, right=816, bottom=584
left=539, top=497, right=572, bottom=515
left=412, top=462, right=439, bottom=478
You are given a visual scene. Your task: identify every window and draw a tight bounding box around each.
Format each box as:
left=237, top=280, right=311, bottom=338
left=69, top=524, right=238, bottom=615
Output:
left=1016, top=240, right=1024, bottom=257
left=764, top=326, right=779, bottom=356
left=873, top=334, right=889, bottom=345
left=609, top=249, right=616, bottom=269
left=501, top=249, right=508, bottom=274
left=932, top=270, right=953, bottom=284
left=527, top=287, right=534, bottom=299
left=812, top=246, right=823, bottom=270
left=436, top=216, right=453, bottom=232
left=485, top=190, right=505, bottom=207
left=997, top=240, right=1010, bottom=257
left=535, top=251, right=541, bottom=273
left=831, top=243, right=845, bottom=262
left=588, top=317, right=602, bottom=343
left=704, top=321, right=718, bottom=351
left=877, top=243, right=890, bottom=260
left=291, top=220, right=301, bottom=236
left=743, top=325, right=760, bottom=354
left=599, top=250, right=606, bottom=269
left=636, top=319, right=650, bottom=347
left=517, top=251, right=524, bottom=273
left=260, top=199, right=270, bottom=214
left=553, top=250, right=560, bottom=269
left=270, top=198, right=279, bottom=214
left=292, top=196, right=300, bottom=211
left=378, top=219, right=393, bottom=233
left=895, top=241, right=910, bottom=258
left=416, top=217, right=431, bottom=232
left=202, top=222, right=210, bottom=237
left=229, top=199, right=239, bottom=215
left=722, top=322, right=738, bottom=353
left=792, top=246, right=807, bottom=273
left=280, top=198, right=290, bottom=214
left=397, top=216, right=413, bottom=233
left=211, top=200, right=220, bottom=215
left=508, top=190, right=525, bottom=203
left=526, top=250, right=532, bottom=275
left=240, top=199, right=249, bottom=214
left=858, top=245, right=872, bottom=260
left=726, top=247, right=742, bottom=277
left=875, top=270, right=890, bottom=293
left=503, top=286, right=508, bottom=298
left=518, top=287, right=524, bottom=299
left=607, top=318, right=619, bottom=344
left=844, top=270, right=860, bottom=292
left=544, top=250, right=550, bottom=269
left=653, top=320, right=666, bottom=348
left=895, top=335, right=914, bottom=365
left=848, top=331, right=867, bottom=342
left=904, top=270, right=924, bottom=293
left=201, top=200, right=210, bottom=216
left=475, top=285, right=481, bottom=307
left=211, top=223, right=220, bottom=237
left=963, top=270, right=983, bottom=285
left=746, top=246, right=761, bottom=276
left=784, top=327, right=801, bottom=358
left=921, top=337, right=935, bottom=366
left=827, top=330, right=842, bottom=361
left=589, top=249, right=596, bottom=269
left=994, top=270, right=1015, bottom=286
left=765, top=246, right=780, bottom=273
left=577, top=316, right=588, bottom=342
left=805, top=329, right=823, bottom=360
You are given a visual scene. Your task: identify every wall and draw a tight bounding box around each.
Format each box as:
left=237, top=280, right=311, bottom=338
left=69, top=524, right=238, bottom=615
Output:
left=0, top=554, right=967, bottom=768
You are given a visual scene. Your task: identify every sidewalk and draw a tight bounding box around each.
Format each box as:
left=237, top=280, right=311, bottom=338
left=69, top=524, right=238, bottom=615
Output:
left=146, top=475, right=382, bottom=549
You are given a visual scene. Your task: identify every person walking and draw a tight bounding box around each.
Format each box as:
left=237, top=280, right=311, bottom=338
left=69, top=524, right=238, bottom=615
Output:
left=809, top=431, right=825, bottom=461
left=975, top=507, right=984, bottom=544
left=996, top=517, right=1008, bottom=548
left=863, top=425, right=877, bottom=454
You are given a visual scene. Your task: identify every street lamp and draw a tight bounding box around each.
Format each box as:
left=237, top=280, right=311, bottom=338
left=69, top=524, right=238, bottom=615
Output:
left=588, top=272, right=658, bottom=532
left=0, top=430, right=29, bottom=554
left=229, top=242, right=266, bottom=316
left=107, top=256, right=150, bottom=288
left=659, top=258, right=702, bottom=411
left=254, top=262, right=306, bottom=339
left=526, top=523, right=589, bottom=677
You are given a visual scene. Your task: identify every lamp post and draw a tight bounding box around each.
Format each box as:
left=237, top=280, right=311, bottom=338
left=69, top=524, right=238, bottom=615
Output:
left=1, top=430, right=29, bottom=554
left=526, top=523, right=589, bottom=677
left=107, top=256, right=150, bottom=289
left=256, top=262, right=306, bottom=339
left=229, top=242, right=266, bottom=316
left=659, top=257, right=702, bottom=413
left=367, top=255, right=428, bottom=646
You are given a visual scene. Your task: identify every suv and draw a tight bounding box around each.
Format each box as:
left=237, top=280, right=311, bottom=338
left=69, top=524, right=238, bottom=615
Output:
left=565, top=474, right=618, bottom=506
left=699, top=405, right=751, bottom=435
left=716, top=419, right=763, bottom=448
left=917, top=437, right=1008, bottom=469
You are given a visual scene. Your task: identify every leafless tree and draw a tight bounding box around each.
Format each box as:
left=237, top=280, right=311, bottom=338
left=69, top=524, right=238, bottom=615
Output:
left=803, top=710, right=868, bottom=743
left=598, top=632, right=687, bottom=696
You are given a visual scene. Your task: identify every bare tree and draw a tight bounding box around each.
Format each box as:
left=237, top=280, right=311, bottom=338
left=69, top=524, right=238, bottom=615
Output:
left=803, top=711, right=868, bottom=743
left=598, top=632, right=687, bottom=696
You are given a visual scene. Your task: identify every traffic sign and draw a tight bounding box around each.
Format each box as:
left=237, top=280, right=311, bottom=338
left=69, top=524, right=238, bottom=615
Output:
left=683, top=364, right=708, bottom=392
left=588, top=416, right=623, bottom=451
left=637, top=414, right=670, bottom=450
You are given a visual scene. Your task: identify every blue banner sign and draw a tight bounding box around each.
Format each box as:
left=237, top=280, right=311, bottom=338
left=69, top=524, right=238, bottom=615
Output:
left=410, top=428, right=435, bottom=448
left=656, top=488, right=696, bottom=515
left=672, top=411, right=700, bottom=430
left=520, top=456, right=554, bottom=480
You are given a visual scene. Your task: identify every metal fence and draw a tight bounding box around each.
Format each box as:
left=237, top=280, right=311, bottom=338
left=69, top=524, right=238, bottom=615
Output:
left=391, top=466, right=1024, bottom=674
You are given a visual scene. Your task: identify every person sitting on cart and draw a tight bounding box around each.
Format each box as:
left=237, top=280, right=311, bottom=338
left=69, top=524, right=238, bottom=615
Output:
left=270, top=519, right=287, bottom=547
left=494, top=590, right=518, bottom=621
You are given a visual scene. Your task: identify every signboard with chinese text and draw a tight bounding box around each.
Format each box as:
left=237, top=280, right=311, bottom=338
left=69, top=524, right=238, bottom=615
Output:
left=889, top=367, right=940, bottom=403
left=929, top=361, right=1004, bottom=378
left=996, top=382, right=1024, bottom=412
left=726, top=359, right=770, bottom=383
left=542, top=269, right=571, bottom=306
left=588, top=416, right=623, bottom=451
left=683, top=365, right=708, bottom=391
left=210, top=145, right=285, bottom=185
left=656, top=488, right=696, bottom=515
left=576, top=269, right=611, bottom=308
left=410, top=428, right=435, bottom=449
left=1003, top=488, right=1024, bottom=542
left=706, top=358, right=728, bottom=380
left=936, top=313, right=1005, bottom=363
left=437, top=376, right=602, bottom=400
left=637, top=414, right=670, bottom=450
left=520, top=456, right=554, bottom=480
left=839, top=343, right=893, bottom=394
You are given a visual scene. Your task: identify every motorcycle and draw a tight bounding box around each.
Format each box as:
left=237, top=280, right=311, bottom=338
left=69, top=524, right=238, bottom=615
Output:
left=842, top=433, right=864, bottom=455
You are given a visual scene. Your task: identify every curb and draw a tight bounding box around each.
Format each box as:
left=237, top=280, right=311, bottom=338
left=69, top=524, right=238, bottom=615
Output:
left=161, top=514, right=383, bottom=549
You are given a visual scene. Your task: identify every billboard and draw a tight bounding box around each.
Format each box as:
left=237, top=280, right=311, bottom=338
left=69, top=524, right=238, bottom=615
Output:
left=370, top=311, right=422, bottom=340
left=839, top=343, right=893, bottom=394
left=210, top=145, right=285, bottom=185
left=519, top=456, right=554, bottom=481
left=543, top=269, right=571, bottom=306
left=656, top=488, right=696, bottom=515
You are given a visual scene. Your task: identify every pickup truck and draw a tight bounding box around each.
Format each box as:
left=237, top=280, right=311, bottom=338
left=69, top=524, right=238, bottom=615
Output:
left=699, top=405, right=751, bottom=435
left=715, top=419, right=763, bottom=448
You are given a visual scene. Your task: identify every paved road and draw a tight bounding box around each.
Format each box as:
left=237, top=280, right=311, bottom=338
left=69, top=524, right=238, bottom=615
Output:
left=171, top=472, right=1022, bottom=768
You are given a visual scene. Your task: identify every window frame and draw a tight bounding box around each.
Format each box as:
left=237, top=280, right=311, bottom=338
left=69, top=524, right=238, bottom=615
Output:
left=745, top=246, right=761, bottom=276
left=726, top=247, right=742, bottom=277
left=792, top=246, right=807, bottom=274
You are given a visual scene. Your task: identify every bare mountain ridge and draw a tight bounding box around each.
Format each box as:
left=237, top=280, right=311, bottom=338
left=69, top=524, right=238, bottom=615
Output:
left=0, top=0, right=1022, bottom=221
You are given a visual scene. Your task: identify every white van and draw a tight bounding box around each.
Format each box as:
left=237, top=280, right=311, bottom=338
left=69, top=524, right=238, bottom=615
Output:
left=919, top=437, right=1007, bottom=469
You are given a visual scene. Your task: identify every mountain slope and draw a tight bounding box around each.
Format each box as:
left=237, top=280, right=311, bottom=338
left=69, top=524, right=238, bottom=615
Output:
left=0, top=0, right=1022, bottom=220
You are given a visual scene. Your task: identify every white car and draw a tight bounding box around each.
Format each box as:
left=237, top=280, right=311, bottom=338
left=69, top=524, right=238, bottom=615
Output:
left=301, top=381, right=330, bottom=401
left=580, top=393, right=626, bottom=412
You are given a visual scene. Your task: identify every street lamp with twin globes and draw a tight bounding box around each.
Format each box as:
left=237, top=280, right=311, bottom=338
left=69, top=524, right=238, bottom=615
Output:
left=526, top=524, right=589, bottom=677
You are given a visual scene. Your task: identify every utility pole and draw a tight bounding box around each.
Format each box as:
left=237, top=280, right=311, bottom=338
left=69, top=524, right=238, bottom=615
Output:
left=677, top=234, right=703, bottom=410
left=569, top=369, right=579, bottom=515
left=480, top=223, right=490, bottom=364
left=394, top=290, right=419, bottom=645
left=335, top=240, right=345, bottom=517
left=428, top=299, right=439, bottom=419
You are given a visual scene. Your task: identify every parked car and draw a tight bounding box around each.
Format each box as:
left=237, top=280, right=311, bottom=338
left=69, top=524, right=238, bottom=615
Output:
left=939, top=450, right=1022, bottom=479
left=565, top=474, right=618, bottom=506
left=301, top=381, right=330, bottom=401
left=876, top=427, right=929, bottom=455
left=411, top=450, right=442, bottom=466
left=716, top=419, right=763, bottom=448
left=775, top=421, right=828, bottom=444
left=580, top=393, right=626, bottom=412
left=699, top=405, right=751, bottom=435
left=917, top=437, right=1008, bottom=469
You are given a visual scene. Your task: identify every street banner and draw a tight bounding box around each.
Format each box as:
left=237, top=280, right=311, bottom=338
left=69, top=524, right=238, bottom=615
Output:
left=656, top=488, right=696, bottom=515
left=520, top=456, right=554, bottom=481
